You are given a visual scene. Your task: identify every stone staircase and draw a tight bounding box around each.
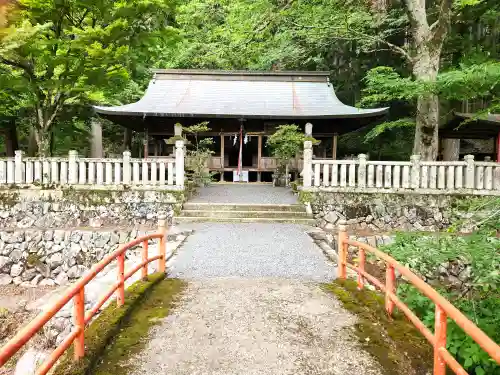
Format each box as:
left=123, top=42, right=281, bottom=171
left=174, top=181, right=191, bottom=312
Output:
left=176, top=203, right=315, bottom=224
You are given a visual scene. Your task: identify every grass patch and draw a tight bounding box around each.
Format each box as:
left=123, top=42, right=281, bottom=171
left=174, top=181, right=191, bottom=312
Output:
left=54, top=274, right=185, bottom=375
left=324, top=279, right=433, bottom=375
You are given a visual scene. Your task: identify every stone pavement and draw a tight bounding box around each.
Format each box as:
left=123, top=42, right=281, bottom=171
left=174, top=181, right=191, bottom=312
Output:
left=128, top=223, right=384, bottom=375
left=189, top=184, right=299, bottom=204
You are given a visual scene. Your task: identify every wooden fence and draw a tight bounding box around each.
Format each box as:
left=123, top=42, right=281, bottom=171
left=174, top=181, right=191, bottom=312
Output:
left=302, top=142, right=500, bottom=195
left=0, top=141, right=185, bottom=188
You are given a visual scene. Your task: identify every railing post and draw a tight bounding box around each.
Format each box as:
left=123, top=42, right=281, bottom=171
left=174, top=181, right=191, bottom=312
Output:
left=434, top=306, right=447, bottom=375
left=337, top=220, right=347, bottom=279
left=116, top=253, right=125, bottom=307
left=175, top=140, right=185, bottom=187
left=68, top=150, right=78, bottom=185
left=465, top=154, right=475, bottom=189
left=410, top=154, right=421, bottom=190
left=141, top=240, right=149, bottom=280
left=303, top=141, right=313, bottom=188
left=14, top=150, right=24, bottom=184
left=158, top=215, right=167, bottom=274
left=123, top=151, right=131, bottom=185
left=357, top=248, right=365, bottom=290
left=385, top=264, right=396, bottom=316
left=73, top=287, right=85, bottom=360
left=358, top=154, right=367, bottom=188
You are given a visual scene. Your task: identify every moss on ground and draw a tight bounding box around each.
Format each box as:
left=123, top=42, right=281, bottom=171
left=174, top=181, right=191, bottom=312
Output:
left=324, top=279, right=433, bottom=375
left=54, top=274, right=185, bottom=375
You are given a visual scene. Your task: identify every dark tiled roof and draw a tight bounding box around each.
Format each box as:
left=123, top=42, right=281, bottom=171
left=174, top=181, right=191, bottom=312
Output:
left=441, top=112, right=500, bottom=139
left=94, top=70, right=388, bottom=119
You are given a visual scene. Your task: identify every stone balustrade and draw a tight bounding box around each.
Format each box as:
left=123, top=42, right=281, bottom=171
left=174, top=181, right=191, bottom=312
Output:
left=0, top=140, right=185, bottom=188
left=302, top=145, right=500, bottom=195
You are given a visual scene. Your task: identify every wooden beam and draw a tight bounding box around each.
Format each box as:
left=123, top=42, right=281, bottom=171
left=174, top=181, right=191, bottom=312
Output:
left=220, top=134, right=225, bottom=181
left=332, top=133, right=338, bottom=160
left=143, top=129, right=149, bottom=158
left=258, top=135, right=262, bottom=170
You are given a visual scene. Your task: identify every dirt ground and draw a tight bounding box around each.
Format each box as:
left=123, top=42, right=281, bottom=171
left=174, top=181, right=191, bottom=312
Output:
left=0, top=285, right=56, bottom=375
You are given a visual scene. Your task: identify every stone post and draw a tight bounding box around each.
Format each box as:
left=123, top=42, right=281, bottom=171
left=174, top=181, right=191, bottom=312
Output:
left=357, top=154, right=367, bottom=188
left=122, top=151, right=131, bottom=185
left=174, top=123, right=183, bottom=137
left=464, top=154, right=475, bottom=189
left=305, top=122, right=313, bottom=137
left=175, top=140, right=185, bottom=187
left=410, top=154, right=421, bottom=190
left=14, top=150, right=24, bottom=184
left=68, top=150, right=78, bottom=184
left=90, top=118, right=103, bottom=158
left=303, top=141, right=313, bottom=188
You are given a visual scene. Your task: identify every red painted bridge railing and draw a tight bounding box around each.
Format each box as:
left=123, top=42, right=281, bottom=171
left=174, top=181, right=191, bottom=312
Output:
left=337, top=221, right=500, bottom=375
left=0, top=218, right=168, bottom=375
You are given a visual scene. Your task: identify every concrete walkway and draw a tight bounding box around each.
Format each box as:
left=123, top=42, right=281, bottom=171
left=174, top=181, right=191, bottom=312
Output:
left=189, top=184, right=298, bottom=204
left=129, top=223, right=383, bottom=375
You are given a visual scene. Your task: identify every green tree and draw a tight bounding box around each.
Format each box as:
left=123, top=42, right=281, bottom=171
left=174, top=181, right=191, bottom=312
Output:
left=267, top=124, right=317, bottom=182
left=0, top=0, right=177, bottom=155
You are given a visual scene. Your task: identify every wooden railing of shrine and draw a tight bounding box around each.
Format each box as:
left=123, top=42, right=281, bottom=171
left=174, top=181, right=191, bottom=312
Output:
left=0, top=219, right=168, bottom=375
left=302, top=142, right=500, bottom=195
left=0, top=142, right=185, bottom=188
left=337, top=222, right=500, bottom=375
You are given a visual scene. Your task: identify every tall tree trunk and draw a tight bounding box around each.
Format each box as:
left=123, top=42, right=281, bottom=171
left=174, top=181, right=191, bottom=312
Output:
left=27, top=127, right=38, bottom=156
left=442, top=138, right=460, bottom=161
left=34, top=127, right=51, bottom=156
left=4, top=118, right=18, bottom=157
left=123, top=128, right=132, bottom=152
left=411, top=44, right=441, bottom=160
left=404, top=0, right=452, bottom=161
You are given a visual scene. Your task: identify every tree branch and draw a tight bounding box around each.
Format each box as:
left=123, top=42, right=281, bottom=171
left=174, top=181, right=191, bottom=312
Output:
left=429, top=0, right=453, bottom=45
left=285, top=20, right=412, bottom=63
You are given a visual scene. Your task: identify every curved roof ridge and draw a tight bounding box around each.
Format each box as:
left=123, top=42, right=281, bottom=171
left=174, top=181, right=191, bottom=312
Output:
left=94, top=71, right=388, bottom=119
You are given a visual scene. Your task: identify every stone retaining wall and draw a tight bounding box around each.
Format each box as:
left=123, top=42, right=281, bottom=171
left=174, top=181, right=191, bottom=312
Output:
left=0, top=188, right=183, bottom=229
left=308, top=192, right=462, bottom=232
left=0, top=228, right=187, bottom=287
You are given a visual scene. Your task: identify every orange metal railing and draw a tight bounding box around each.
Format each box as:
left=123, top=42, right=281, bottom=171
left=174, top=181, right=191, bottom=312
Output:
left=337, top=221, right=500, bottom=375
left=0, top=218, right=168, bottom=375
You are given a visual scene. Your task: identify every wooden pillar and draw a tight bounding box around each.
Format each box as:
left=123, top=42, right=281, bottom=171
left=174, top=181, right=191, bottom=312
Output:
left=497, top=131, right=500, bottom=162
left=91, top=118, right=103, bottom=158
left=143, top=129, right=149, bottom=158
left=257, top=135, right=262, bottom=182
left=154, top=140, right=159, bottom=156
left=332, top=133, right=338, bottom=160
left=220, top=134, right=225, bottom=182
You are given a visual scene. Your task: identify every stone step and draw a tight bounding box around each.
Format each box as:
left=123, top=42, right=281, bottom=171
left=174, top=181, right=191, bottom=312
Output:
left=174, top=216, right=316, bottom=225
left=183, top=203, right=306, bottom=212
left=179, top=210, right=311, bottom=219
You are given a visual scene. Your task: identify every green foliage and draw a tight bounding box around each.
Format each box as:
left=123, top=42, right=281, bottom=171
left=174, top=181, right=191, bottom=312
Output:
left=182, top=122, right=215, bottom=187
left=54, top=273, right=173, bottom=375
left=381, top=220, right=500, bottom=373
left=0, top=0, right=177, bottom=155
left=364, top=118, right=415, bottom=142
left=266, top=124, right=317, bottom=168
left=449, top=197, right=500, bottom=236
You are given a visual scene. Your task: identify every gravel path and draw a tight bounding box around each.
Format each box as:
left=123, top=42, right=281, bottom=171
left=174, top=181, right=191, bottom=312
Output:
left=189, top=184, right=298, bottom=204
left=130, top=278, right=383, bottom=375
left=126, top=223, right=383, bottom=375
left=169, top=223, right=335, bottom=281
